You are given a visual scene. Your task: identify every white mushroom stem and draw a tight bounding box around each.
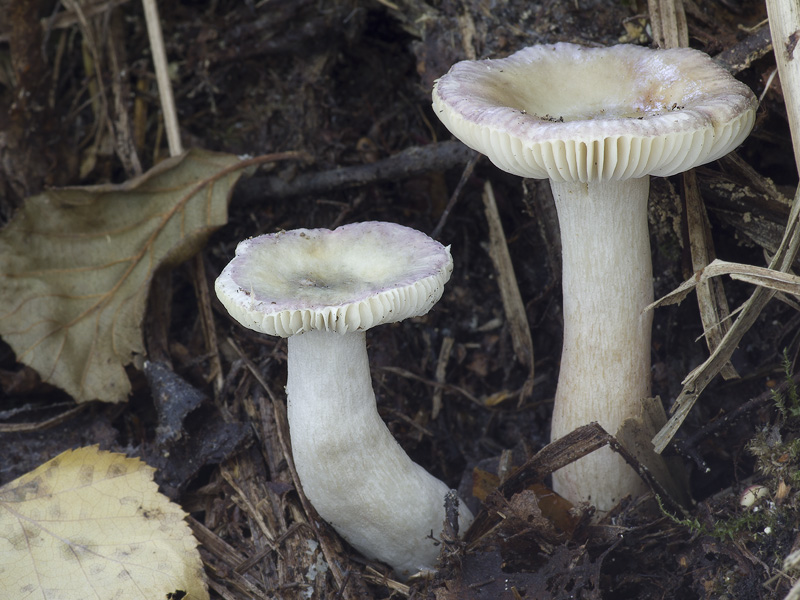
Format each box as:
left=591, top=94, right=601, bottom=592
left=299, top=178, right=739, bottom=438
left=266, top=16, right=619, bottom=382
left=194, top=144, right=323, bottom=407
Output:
left=286, top=329, right=473, bottom=577
left=548, top=177, right=654, bottom=512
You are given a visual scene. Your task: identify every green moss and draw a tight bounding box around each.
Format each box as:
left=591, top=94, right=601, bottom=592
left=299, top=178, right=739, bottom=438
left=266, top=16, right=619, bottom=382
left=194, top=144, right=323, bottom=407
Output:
left=770, top=349, right=799, bottom=420
left=655, top=494, right=770, bottom=542
left=658, top=349, right=800, bottom=543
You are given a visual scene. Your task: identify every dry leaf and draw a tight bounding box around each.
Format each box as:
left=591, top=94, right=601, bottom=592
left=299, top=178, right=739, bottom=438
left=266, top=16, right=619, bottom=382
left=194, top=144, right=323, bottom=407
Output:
left=0, top=446, right=209, bottom=600
left=474, top=466, right=578, bottom=535
left=0, top=149, right=244, bottom=403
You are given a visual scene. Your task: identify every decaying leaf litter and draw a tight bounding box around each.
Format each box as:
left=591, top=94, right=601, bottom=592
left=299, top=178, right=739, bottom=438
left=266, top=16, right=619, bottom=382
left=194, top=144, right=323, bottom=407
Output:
left=1, top=0, right=800, bottom=598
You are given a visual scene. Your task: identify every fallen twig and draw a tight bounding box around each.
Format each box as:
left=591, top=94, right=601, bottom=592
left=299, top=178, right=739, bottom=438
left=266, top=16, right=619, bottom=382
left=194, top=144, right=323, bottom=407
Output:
left=233, top=141, right=475, bottom=202
left=714, top=22, right=773, bottom=75
left=481, top=181, right=535, bottom=401
left=683, top=171, right=739, bottom=379
left=431, top=150, right=481, bottom=239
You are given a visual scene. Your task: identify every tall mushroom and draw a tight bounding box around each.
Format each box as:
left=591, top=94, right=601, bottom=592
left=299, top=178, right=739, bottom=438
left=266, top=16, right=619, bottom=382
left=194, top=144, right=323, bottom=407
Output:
left=215, top=221, right=473, bottom=578
left=432, top=43, right=757, bottom=513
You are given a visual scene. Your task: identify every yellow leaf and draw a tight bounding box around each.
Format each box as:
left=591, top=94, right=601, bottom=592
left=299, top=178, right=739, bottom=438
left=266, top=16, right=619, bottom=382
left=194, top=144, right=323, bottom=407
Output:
left=0, top=446, right=209, bottom=600
left=0, top=149, right=244, bottom=403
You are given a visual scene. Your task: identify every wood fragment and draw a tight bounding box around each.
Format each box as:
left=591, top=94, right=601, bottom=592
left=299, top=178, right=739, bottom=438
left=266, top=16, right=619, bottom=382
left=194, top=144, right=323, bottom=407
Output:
left=0, top=403, right=88, bottom=433
left=683, top=171, right=739, bottom=380
left=431, top=151, right=481, bottom=240
left=432, top=335, right=454, bottom=419
left=497, top=449, right=514, bottom=485
left=465, top=423, right=687, bottom=544
left=714, top=23, right=773, bottom=74
left=234, top=141, right=475, bottom=202
left=192, top=254, right=224, bottom=394
left=142, top=0, right=182, bottom=156
left=220, top=466, right=278, bottom=545
left=647, top=0, right=688, bottom=49
left=482, top=181, right=535, bottom=400
left=362, top=566, right=410, bottom=596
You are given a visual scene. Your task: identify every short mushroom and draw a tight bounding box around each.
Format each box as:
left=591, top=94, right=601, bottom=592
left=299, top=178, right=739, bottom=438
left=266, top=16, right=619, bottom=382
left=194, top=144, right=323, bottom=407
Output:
left=432, top=43, right=757, bottom=513
left=215, top=221, right=473, bottom=578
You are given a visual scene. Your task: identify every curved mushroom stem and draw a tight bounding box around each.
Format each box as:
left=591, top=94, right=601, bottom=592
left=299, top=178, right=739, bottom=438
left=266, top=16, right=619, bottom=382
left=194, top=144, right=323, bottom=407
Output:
left=286, top=329, right=473, bottom=578
left=549, top=177, right=662, bottom=513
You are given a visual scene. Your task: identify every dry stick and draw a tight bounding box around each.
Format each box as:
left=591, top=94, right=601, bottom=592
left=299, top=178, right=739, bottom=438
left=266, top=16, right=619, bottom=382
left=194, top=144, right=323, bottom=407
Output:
left=361, top=567, right=410, bottom=597
left=66, top=0, right=143, bottom=177
left=0, top=0, right=131, bottom=44
left=379, top=365, right=484, bottom=407
left=782, top=550, right=800, bottom=600
left=63, top=0, right=119, bottom=173
left=431, top=149, right=481, bottom=239
left=482, top=181, right=535, bottom=400
left=647, top=0, right=688, bottom=49
left=235, top=140, right=475, bottom=207
left=192, top=253, right=224, bottom=394
left=0, top=404, right=88, bottom=433
left=715, top=22, right=773, bottom=75
left=683, top=172, right=739, bottom=380
left=142, top=0, right=182, bottom=156
left=107, top=15, right=143, bottom=177
left=431, top=335, right=454, bottom=420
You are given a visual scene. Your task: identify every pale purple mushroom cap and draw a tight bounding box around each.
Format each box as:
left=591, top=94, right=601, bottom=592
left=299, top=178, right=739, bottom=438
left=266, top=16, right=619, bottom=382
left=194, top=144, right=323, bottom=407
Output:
left=215, top=221, right=453, bottom=337
left=432, top=43, right=757, bottom=183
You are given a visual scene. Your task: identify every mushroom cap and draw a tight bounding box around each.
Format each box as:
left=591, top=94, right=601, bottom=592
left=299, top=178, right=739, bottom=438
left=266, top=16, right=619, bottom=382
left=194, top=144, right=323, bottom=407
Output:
left=215, top=222, right=453, bottom=337
left=432, top=43, right=757, bottom=183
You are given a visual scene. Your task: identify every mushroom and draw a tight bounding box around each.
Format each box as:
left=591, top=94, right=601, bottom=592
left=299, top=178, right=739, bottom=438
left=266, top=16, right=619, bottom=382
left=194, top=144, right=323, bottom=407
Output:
left=215, top=221, right=473, bottom=577
left=432, top=43, right=757, bottom=513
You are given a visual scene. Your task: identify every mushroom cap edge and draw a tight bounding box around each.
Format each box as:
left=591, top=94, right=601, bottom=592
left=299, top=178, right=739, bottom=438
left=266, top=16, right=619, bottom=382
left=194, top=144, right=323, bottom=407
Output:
left=215, top=221, right=454, bottom=337
left=432, top=42, right=758, bottom=183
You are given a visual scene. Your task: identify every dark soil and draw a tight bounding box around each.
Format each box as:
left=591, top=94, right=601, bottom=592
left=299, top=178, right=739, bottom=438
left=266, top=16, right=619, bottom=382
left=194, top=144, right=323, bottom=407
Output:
left=2, top=0, right=800, bottom=598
